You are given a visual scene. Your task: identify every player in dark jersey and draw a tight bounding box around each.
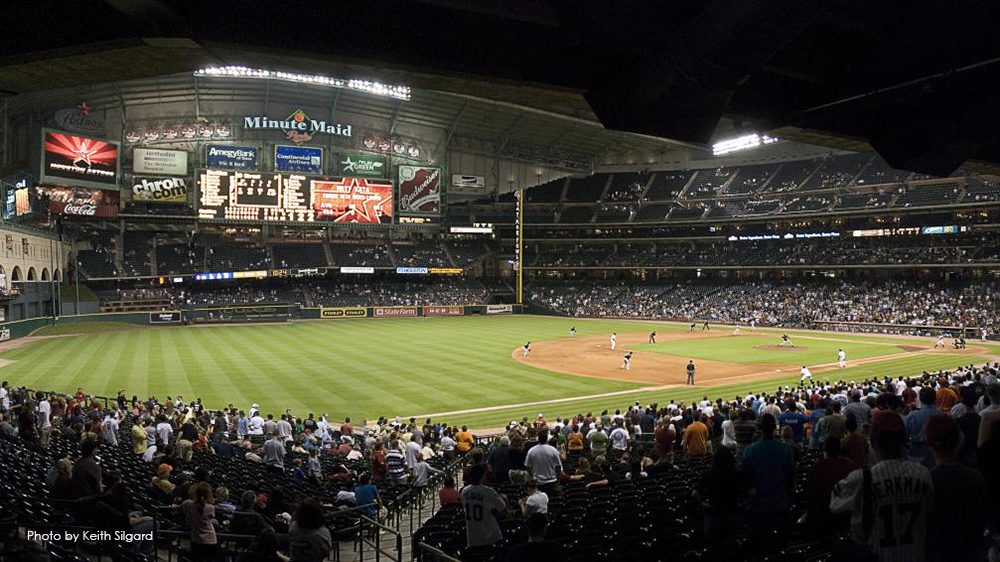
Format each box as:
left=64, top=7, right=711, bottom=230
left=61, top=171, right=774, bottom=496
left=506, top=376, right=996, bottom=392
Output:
left=648, top=331, right=656, bottom=344
left=621, top=351, right=634, bottom=371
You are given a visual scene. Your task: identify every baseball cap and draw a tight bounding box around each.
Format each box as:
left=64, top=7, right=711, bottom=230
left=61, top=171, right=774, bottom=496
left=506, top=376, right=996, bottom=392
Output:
left=925, top=414, right=960, bottom=452
left=869, top=411, right=906, bottom=448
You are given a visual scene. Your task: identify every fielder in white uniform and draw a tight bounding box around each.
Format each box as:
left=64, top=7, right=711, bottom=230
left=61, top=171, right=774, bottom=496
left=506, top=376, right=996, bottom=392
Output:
left=800, top=365, right=813, bottom=382
left=750, top=319, right=756, bottom=331
left=733, top=324, right=741, bottom=336
left=610, top=332, right=617, bottom=351
left=934, top=335, right=945, bottom=348
left=837, top=349, right=847, bottom=368
left=523, top=341, right=531, bottom=358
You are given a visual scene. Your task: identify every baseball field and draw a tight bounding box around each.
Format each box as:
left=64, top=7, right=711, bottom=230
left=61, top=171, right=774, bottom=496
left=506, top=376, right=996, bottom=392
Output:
left=0, top=315, right=994, bottom=431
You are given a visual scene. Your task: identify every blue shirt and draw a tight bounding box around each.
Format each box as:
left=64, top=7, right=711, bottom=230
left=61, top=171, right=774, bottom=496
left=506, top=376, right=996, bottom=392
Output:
left=779, top=412, right=809, bottom=443
left=354, top=484, right=378, bottom=518
left=741, top=439, right=794, bottom=514
left=905, top=406, right=941, bottom=468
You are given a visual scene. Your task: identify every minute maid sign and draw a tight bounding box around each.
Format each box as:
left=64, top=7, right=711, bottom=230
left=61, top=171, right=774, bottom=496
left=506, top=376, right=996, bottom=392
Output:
left=243, top=109, right=352, bottom=144
left=338, top=154, right=386, bottom=177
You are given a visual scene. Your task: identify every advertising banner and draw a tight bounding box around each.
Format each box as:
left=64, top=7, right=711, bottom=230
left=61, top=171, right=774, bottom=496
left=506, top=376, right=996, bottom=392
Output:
left=0, top=328, right=10, bottom=342
left=340, top=266, right=375, bottom=274
left=206, top=145, right=259, bottom=170
left=451, top=174, right=487, bottom=195
left=486, top=304, right=513, bottom=315
left=133, top=148, right=188, bottom=176
left=320, top=307, right=367, bottom=319
left=41, top=130, right=119, bottom=189
left=395, top=267, right=427, bottom=274
left=131, top=177, right=189, bottom=203
left=374, top=306, right=418, bottom=318
left=275, top=145, right=323, bottom=173
left=337, top=154, right=386, bottom=177
left=398, top=166, right=442, bottom=215
left=311, top=177, right=393, bottom=223
left=150, top=311, right=182, bottom=324
left=424, top=305, right=464, bottom=317
left=38, top=186, right=119, bottom=217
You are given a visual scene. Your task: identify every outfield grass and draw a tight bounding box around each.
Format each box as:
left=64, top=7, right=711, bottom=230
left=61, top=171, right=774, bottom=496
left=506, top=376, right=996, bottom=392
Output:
left=1, top=315, right=993, bottom=429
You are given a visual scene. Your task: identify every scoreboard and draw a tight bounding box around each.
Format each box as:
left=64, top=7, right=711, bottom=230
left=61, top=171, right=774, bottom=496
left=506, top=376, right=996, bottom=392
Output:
left=198, top=170, right=393, bottom=223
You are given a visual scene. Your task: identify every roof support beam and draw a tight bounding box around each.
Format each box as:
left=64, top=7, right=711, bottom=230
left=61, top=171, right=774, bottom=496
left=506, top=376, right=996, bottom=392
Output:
left=388, top=98, right=405, bottom=135
left=496, top=114, right=525, bottom=154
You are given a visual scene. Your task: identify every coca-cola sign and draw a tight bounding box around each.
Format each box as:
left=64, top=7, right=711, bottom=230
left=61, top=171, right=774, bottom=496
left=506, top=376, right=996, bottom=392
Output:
left=64, top=203, right=97, bottom=216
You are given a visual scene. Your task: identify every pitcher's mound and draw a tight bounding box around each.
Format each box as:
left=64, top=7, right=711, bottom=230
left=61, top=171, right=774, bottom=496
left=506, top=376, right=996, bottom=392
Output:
left=754, top=345, right=806, bottom=351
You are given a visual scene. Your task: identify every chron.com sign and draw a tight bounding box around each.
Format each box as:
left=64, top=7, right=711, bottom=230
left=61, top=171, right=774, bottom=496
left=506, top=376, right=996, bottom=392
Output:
left=132, top=177, right=188, bottom=202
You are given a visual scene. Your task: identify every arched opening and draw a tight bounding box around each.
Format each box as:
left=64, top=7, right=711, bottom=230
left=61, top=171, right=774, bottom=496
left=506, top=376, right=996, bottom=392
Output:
left=41, top=268, right=50, bottom=281
left=27, top=267, right=36, bottom=281
left=11, top=266, right=21, bottom=282
left=54, top=268, right=61, bottom=282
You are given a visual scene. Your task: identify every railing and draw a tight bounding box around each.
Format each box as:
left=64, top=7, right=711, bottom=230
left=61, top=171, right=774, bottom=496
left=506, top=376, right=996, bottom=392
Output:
left=357, top=514, right=404, bottom=562
left=416, top=541, right=463, bottom=562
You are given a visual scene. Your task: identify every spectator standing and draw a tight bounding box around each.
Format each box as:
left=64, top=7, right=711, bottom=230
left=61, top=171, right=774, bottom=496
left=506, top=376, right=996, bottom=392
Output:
left=740, top=414, right=794, bottom=518
left=831, top=411, right=933, bottom=562
left=905, top=388, right=941, bottom=468
left=461, top=464, right=506, bottom=548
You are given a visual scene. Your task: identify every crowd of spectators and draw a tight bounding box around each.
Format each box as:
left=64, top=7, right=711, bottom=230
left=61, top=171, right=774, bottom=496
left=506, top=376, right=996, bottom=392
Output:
left=308, top=279, right=491, bottom=307
left=529, top=280, right=998, bottom=332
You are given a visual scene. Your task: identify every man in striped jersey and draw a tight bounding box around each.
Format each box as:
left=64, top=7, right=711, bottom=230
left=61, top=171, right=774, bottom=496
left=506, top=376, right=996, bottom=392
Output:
left=830, top=411, right=933, bottom=562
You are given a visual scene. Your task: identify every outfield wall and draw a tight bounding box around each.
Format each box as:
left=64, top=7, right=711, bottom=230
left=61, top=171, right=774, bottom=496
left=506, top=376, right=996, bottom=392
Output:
left=1, top=304, right=523, bottom=341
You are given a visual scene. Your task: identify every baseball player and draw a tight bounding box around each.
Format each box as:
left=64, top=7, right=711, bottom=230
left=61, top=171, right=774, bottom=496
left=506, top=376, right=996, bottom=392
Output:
left=689, top=322, right=696, bottom=332
left=837, top=349, right=847, bottom=368
left=648, top=331, right=656, bottom=344
left=750, top=319, right=756, bottom=332
left=934, top=334, right=945, bottom=348
left=780, top=334, right=793, bottom=347
left=733, top=323, right=741, bottom=336
left=981, top=327, right=988, bottom=342
left=523, top=341, right=531, bottom=358
left=569, top=327, right=576, bottom=337
left=610, top=332, right=617, bottom=351
left=702, top=321, right=710, bottom=331
left=800, top=365, right=813, bottom=382
left=621, top=351, right=634, bottom=371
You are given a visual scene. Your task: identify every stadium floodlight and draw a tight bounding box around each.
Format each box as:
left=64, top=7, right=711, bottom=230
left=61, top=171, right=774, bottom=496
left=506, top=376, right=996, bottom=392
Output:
left=194, top=66, right=411, bottom=101
left=711, top=133, right=779, bottom=156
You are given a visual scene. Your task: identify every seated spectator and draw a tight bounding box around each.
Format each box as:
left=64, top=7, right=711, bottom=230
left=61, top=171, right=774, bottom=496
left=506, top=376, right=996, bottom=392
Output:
left=287, top=499, right=332, bottom=562
left=804, top=437, right=854, bottom=531
left=354, top=473, right=380, bottom=519
left=439, top=475, right=461, bottom=506
left=520, top=479, right=548, bottom=516
left=231, top=490, right=274, bottom=537
left=503, top=512, right=565, bottom=562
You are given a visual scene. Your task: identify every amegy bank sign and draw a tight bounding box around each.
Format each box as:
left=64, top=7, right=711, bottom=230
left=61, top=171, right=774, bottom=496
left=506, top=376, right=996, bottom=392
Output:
left=242, top=109, right=352, bottom=144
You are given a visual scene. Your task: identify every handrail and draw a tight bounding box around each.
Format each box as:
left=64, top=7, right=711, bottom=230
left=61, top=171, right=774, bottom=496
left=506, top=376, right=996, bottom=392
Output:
left=416, top=541, right=463, bottom=562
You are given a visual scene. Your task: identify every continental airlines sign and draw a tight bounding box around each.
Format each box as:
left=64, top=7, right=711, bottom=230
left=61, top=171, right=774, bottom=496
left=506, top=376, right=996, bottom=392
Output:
left=243, top=109, right=352, bottom=144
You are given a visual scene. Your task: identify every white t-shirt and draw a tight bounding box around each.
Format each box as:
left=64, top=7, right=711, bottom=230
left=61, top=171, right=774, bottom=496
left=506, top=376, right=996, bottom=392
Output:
left=609, top=427, right=629, bottom=451
left=440, top=436, right=456, bottom=452
left=524, top=490, right=548, bottom=515
left=524, top=443, right=562, bottom=484
left=37, top=400, right=51, bottom=429
left=405, top=440, right=422, bottom=468
left=156, top=422, right=172, bottom=444
left=248, top=415, right=265, bottom=435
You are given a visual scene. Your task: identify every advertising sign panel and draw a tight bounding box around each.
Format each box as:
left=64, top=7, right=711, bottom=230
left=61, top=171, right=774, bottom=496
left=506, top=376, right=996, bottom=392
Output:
left=320, top=307, right=367, bottom=319
left=132, top=177, right=189, bottom=202
left=486, top=304, right=513, bottom=315
left=275, top=145, right=323, bottom=173
left=337, top=154, right=386, bottom=177
left=206, top=145, right=259, bottom=170
left=38, top=185, right=119, bottom=217
left=150, top=311, right=182, bottom=324
left=41, top=130, right=119, bottom=189
left=373, top=306, right=418, bottom=318
left=424, top=306, right=464, bottom=317
left=133, top=148, right=188, bottom=176
left=397, top=166, right=442, bottom=215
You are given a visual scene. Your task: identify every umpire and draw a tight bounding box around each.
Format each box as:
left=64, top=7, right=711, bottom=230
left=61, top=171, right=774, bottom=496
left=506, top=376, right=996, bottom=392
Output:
left=686, top=360, right=696, bottom=385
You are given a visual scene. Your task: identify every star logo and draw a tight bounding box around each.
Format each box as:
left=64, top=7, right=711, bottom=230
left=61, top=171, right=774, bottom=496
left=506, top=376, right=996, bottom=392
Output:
left=78, top=102, right=90, bottom=117
left=312, top=177, right=393, bottom=223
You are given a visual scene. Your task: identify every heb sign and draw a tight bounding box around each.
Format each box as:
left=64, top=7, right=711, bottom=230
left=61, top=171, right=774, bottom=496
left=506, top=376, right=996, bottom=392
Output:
left=374, top=306, right=418, bottom=318
left=487, top=304, right=513, bottom=315
left=321, top=307, right=366, bottom=319
left=424, top=306, right=464, bottom=317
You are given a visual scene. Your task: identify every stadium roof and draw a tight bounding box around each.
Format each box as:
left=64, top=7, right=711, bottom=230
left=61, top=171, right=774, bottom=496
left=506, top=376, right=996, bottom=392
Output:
left=3, top=0, right=1000, bottom=175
